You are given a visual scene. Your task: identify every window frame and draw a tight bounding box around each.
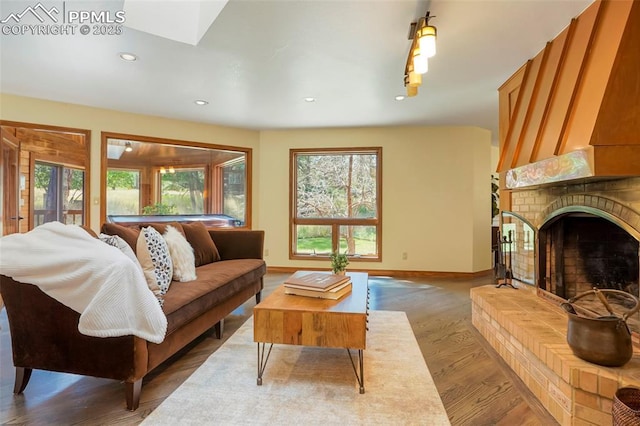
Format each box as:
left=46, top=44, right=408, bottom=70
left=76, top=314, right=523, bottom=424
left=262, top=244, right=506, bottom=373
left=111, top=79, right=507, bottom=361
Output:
left=100, top=132, right=252, bottom=227
left=289, top=147, right=382, bottom=262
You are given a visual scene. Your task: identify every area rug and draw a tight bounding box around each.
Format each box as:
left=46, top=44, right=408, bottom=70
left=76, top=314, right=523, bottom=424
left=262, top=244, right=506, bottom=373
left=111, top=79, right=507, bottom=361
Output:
left=142, top=310, right=450, bottom=425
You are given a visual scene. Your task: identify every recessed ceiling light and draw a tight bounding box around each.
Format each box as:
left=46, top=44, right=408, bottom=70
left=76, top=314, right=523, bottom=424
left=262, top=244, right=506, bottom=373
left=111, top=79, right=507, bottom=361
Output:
left=395, top=95, right=406, bottom=101
left=304, top=97, right=316, bottom=103
left=194, top=100, right=209, bottom=106
left=119, top=52, right=138, bottom=62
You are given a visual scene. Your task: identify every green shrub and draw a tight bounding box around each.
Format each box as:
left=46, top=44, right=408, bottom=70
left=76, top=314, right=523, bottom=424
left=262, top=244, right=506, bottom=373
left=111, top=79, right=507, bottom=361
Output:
left=142, top=203, right=176, bottom=215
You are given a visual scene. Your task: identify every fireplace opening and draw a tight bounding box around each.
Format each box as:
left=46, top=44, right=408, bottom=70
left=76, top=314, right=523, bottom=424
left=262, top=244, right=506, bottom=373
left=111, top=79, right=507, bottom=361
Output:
left=538, top=213, right=640, bottom=332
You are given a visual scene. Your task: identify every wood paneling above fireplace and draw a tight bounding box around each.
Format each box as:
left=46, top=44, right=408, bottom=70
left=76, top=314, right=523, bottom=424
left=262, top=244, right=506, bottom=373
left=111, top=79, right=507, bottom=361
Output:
left=497, top=0, right=640, bottom=183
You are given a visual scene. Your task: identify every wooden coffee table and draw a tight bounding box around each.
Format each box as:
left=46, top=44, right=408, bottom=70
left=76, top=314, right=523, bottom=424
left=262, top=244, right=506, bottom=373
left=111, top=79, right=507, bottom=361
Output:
left=253, top=271, right=369, bottom=393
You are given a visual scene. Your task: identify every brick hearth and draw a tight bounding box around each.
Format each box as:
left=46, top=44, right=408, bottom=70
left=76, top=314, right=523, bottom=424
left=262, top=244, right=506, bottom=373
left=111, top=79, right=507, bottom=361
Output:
left=471, top=285, right=640, bottom=425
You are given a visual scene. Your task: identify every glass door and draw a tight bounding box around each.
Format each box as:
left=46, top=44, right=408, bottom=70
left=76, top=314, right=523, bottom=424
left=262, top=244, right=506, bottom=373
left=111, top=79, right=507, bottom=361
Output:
left=34, top=161, right=85, bottom=226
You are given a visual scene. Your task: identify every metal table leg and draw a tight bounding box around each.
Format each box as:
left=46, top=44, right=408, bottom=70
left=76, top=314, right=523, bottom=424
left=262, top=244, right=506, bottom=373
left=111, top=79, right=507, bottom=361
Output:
left=347, top=348, right=365, bottom=394
left=257, top=342, right=273, bottom=386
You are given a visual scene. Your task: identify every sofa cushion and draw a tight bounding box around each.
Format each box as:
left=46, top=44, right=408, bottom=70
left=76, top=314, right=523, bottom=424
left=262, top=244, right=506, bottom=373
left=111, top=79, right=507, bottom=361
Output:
left=161, top=259, right=266, bottom=335
left=101, top=223, right=140, bottom=253
left=139, top=222, right=186, bottom=238
left=181, top=221, right=220, bottom=266
left=163, top=225, right=196, bottom=282
left=137, top=226, right=174, bottom=303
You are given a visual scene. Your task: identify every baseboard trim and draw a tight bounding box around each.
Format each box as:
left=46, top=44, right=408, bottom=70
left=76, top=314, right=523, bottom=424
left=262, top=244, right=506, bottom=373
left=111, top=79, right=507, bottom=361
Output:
left=266, top=266, right=493, bottom=279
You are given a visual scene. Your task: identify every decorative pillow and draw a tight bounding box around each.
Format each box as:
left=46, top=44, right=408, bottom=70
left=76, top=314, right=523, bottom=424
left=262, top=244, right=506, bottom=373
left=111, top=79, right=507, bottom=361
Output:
left=137, top=226, right=173, bottom=304
left=99, top=233, right=143, bottom=272
left=181, top=221, right=221, bottom=266
left=101, top=223, right=140, bottom=253
left=140, top=222, right=186, bottom=238
left=163, top=225, right=197, bottom=282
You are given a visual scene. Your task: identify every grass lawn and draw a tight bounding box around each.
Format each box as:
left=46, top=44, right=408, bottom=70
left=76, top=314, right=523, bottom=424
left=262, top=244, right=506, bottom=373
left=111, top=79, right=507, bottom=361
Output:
left=296, top=237, right=376, bottom=255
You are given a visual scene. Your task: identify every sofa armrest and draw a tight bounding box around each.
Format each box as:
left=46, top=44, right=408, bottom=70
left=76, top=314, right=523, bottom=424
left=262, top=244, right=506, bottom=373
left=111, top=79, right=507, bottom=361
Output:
left=208, top=230, right=264, bottom=260
left=0, top=275, right=147, bottom=381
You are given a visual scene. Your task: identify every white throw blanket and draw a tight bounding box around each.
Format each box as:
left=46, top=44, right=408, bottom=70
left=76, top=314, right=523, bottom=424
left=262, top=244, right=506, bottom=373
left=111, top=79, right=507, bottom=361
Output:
left=0, top=222, right=167, bottom=343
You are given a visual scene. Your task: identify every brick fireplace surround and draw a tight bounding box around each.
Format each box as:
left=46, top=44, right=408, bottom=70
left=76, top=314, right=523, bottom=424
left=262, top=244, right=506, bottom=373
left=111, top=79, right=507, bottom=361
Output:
left=472, top=177, right=640, bottom=425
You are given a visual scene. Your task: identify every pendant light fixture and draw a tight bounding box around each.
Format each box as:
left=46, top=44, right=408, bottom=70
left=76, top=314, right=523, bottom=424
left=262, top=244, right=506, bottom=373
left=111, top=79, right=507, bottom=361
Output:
left=418, top=12, right=437, bottom=58
left=403, top=11, right=437, bottom=97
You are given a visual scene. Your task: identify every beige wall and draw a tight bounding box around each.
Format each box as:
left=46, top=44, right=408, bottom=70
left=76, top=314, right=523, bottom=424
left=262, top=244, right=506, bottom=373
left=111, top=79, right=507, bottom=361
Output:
left=259, top=127, right=492, bottom=273
left=1, top=93, right=493, bottom=273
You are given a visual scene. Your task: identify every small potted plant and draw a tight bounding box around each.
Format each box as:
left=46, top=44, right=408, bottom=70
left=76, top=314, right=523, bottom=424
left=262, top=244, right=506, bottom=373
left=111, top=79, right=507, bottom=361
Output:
left=330, top=251, right=349, bottom=275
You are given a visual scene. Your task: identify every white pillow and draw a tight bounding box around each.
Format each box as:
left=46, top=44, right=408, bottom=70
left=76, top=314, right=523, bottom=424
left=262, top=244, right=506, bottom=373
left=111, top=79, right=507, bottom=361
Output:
left=137, top=226, right=173, bottom=304
left=163, top=225, right=197, bottom=282
left=99, top=233, right=142, bottom=272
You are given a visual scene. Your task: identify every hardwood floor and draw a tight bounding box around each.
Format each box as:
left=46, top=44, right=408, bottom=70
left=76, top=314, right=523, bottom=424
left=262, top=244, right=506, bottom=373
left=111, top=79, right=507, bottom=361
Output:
left=0, top=272, right=558, bottom=425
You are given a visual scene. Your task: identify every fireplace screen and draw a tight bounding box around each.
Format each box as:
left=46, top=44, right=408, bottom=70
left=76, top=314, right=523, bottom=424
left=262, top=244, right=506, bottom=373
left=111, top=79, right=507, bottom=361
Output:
left=499, top=212, right=535, bottom=286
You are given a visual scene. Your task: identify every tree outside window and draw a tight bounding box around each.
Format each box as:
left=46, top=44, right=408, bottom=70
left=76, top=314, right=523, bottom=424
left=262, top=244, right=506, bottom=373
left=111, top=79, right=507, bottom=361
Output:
left=159, top=168, right=205, bottom=214
left=291, top=148, right=381, bottom=260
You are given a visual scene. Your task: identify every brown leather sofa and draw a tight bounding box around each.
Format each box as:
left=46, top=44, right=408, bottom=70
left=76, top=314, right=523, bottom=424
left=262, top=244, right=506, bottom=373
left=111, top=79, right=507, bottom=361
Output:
left=0, top=227, right=266, bottom=410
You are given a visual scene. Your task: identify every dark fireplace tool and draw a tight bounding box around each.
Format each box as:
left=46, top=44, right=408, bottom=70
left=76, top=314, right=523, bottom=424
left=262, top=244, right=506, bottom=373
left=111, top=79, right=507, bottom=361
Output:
left=561, top=288, right=640, bottom=367
left=495, top=230, right=516, bottom=289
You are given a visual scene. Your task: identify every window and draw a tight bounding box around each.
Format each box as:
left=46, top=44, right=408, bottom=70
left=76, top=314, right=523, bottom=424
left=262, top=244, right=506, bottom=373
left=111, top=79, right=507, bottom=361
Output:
left=221, top=158, right=245, bottom=220
left=158, top=167, right=205, bottom=214
left=291, top=148, right=381, bottom=261
left=106, top=169, right=140, bottom=215
left=102, top=134, right=251, bottom=227
left=34, top=162, right=85, bottom=226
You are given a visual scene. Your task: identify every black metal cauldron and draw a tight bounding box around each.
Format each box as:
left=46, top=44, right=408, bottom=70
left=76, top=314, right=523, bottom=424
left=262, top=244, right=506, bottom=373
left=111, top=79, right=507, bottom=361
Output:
left=561, top=289, right=639, bottom=367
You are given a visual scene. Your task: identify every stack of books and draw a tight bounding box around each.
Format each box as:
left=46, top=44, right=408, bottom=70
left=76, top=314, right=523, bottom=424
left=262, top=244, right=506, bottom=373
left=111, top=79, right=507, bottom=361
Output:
left=283, top=272, right=352, bottom=300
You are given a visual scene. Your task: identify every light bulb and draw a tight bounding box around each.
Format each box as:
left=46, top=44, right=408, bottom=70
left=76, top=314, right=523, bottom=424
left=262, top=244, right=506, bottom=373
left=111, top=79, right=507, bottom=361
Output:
left=160, top=167, right=166, bottom=174
left=413, top=48, right=428, bottom=74
left=418, top=25, right=437, bottom=58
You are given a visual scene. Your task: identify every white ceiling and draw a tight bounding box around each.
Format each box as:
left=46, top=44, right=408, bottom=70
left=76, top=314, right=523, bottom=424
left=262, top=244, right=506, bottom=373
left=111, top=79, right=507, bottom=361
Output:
left=0, top=0, right=593, bottom=144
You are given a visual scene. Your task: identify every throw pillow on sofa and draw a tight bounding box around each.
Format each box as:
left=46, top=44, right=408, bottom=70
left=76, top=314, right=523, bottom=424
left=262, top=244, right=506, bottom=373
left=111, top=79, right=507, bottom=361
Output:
left=181, top=221, right=221, bottom=266
left=137, top=226, right=173, bottom=305
left=139, top=222, right=186, bottom=238
left=163, top=225, right=196, bottom=282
